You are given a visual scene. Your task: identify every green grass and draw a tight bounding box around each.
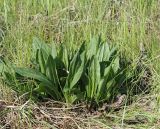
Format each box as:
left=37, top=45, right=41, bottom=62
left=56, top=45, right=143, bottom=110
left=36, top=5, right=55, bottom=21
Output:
left=0, top=0, right=160, bottom=128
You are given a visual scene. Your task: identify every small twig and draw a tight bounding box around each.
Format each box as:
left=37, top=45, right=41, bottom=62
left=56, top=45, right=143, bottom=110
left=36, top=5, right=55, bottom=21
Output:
left=45, top=105, right=86, bottom=110
left=14, top=92, right=30, bottom=103
left=19, top=99, right=30, bottom=110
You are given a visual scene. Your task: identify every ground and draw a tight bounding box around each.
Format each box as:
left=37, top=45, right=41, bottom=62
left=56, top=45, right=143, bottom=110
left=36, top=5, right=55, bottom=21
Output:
left=0, top=0, right=160, bottom=128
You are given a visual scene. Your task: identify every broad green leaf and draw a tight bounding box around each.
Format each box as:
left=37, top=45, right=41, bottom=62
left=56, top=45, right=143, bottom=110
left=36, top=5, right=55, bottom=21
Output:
left=102, top=42, right=110, bottom=61
left=70, top=52, right=85, bottom=88
left=15, top=67, right=61, bottom=99
left=15, top=67, right=51, bottom=85
left=98, top=42, right=110, bottom=62
left=86, top=37, right=98, bottom=59
left=32, top=37, right=51, bottom=56
left=86, top=55, right=100, bottom=99
left=38, top=82, right=62, bottom=100
left=96, top=65, right=111, bottom=101
left=109, top=47, right=117, bottom=60
left=100, top=61, right=111, bottom=76
left=64, top=43, right=85, bottom=92
left=98, top=43, right=105, bottom=62
left=51, top=43, right=57, bottom=59
left=46, top=55, right=60, bottom=88
left=37, top=49, right=46, bottom=74
left=112, top=56, right=120, bottom=73
left=59, top=44, right=69, bottom=69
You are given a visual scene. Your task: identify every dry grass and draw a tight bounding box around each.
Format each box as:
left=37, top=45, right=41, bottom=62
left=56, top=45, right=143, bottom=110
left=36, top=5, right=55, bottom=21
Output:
left=0, top=93, right=159, bottom=129
left=0, top=0, right=160, bottom=128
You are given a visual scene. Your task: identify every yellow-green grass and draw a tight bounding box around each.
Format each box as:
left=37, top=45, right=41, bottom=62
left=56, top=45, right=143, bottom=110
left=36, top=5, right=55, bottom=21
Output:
left=0, top=0, right=160, bottom=128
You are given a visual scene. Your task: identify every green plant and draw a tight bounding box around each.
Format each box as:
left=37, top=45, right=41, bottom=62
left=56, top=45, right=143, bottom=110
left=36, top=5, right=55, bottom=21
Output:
left=83, top=37, right=127, bottom=106
left=0, top=36, right=134, bottom=105
left=0, top=37, right=86, bottom=103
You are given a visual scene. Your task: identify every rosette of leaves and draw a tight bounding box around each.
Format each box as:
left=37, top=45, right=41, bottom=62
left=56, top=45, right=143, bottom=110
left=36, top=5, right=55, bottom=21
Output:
left=0, top=36, right=130, bottom=106
left=81, top=37, right=127, bottom=107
